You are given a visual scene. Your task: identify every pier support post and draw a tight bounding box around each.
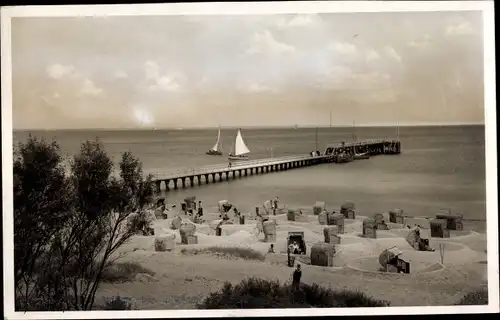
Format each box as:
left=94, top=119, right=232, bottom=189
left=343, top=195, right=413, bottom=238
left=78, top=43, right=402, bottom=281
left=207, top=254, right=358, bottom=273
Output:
left=173, top=179, right=178, bottom=189
left=189, top=176, right=194, bottom=187
left=155, top=181, right=161, bottom=192
left=165, top=180, right=170, bottom=191
left=181, top=178, right=186, bottom=188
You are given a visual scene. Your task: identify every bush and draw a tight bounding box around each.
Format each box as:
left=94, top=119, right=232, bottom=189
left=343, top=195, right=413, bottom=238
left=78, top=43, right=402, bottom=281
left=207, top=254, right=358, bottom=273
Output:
left=103, top=296, right=135, bottom=310
left=456, top=289, right=488, bottom=305
left=198, top=277, right=390, bottom=309
left=181, top=247, right=265, bottom=261
left=14, top=136, right=154, bottom=311
left=100, top=262, right=156, bottom=283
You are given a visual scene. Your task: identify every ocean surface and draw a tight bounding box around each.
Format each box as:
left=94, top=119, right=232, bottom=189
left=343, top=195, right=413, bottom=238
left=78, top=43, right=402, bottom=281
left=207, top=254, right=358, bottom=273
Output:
left=13, top=126, right=487, bottom=231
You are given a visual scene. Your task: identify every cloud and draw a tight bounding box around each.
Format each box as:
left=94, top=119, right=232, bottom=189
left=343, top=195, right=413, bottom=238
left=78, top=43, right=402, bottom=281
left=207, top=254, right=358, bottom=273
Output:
left=385, top=46, right=402, bottom=62
left=319, top=67, right=393, bottom=97
left=149, top=76, right=181, bottom=92
left=114, top=70, right=128, bottom=79
left=407, top=35, right=432, bottom=48
left=79, top=79, right=103, bottom=97
left=317, top=66, right=353, bottom=90
left=145, top=60, right=161, bottom=80
left=196, top=76, right=212, bottom=93
left=329, top=42, right=358, bottom=55
left=367, top=89, right=398, bottom=103
left=365, top=48, right=380, bottom=62
left=237, top=80, right=277, bottom=94
left=46, top=64, right=80, bottom=79
left=244, top=30, right=295, bottom=56
left=446, top=20, right=475, bottom=36
left=276, top=14, right=319, bottom=29
left=143, top=61, right=183, bottom=92
left=45, top=64, right=103, bottom=98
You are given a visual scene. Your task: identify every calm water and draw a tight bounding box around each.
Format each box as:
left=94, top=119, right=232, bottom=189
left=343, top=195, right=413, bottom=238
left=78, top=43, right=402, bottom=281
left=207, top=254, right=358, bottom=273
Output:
left=13, top=126, right=487, bottom=229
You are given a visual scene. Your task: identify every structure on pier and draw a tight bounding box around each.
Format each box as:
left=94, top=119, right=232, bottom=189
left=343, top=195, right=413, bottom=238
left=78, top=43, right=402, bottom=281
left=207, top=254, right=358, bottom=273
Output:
left=151, top=139, right=401, bottom=192
left=324, top=139, right=401, bottom=157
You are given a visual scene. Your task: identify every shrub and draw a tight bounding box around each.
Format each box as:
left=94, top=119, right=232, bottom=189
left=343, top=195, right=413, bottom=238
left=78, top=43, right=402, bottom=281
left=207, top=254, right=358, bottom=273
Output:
left=198, top=277, right=390, bottom=309
left=14, top=136, right=154, bottom=311
left=103, top=296, right=135, bottom=310
left=100, top=262, right=156, bottom=283
left=182, top=247, right=265, bottom=261
left=456, top=289, right=488, bottom=305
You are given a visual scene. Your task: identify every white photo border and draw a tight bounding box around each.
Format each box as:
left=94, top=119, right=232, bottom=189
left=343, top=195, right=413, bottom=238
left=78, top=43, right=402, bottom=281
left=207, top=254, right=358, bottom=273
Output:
left=1, top=1, right=498, bottom=318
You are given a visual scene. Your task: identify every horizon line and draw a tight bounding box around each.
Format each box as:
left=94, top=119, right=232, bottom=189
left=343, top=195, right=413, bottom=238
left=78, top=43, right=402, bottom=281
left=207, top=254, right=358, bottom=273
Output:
left=13, top=122, right=485, bottom=132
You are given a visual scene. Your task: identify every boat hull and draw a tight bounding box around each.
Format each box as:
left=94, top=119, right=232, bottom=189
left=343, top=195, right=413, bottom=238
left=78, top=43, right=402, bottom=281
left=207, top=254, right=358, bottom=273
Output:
left=353, top=153, right=370, bottom=160
left=334, top=153, right=354, bottom=163
left=206, top=150, right=223, bottom=156
left=228, top=154, right=249, bottom=161
left=353, top=155, right=370, bottom=160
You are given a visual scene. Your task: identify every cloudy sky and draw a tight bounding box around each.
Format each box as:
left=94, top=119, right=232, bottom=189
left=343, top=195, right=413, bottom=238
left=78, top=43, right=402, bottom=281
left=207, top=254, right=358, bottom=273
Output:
left=11, top=11, right=484, bottom=129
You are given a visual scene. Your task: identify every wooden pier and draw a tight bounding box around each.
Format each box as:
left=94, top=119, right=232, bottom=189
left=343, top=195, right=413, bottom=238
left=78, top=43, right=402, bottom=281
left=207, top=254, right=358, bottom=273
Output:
left=151, top=139, right=401, bottom=191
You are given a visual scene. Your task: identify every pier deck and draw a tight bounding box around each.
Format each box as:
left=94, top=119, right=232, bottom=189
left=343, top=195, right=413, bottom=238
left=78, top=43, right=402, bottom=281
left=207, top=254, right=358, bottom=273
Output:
left=151, top=139, right=401, bottom=191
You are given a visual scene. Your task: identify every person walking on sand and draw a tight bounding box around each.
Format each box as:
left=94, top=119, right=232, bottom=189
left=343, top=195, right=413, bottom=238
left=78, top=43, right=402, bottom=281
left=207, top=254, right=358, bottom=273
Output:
left=268, top=244, right=275, bottom=253
left=292, top=264, right=302, bottom=291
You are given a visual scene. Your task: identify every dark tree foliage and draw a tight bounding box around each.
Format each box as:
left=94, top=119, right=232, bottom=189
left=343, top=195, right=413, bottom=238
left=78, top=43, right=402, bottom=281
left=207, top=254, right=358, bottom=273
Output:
left=13, top=135, right=73, bottom=309
left=14, top=136, right=154, bottom=311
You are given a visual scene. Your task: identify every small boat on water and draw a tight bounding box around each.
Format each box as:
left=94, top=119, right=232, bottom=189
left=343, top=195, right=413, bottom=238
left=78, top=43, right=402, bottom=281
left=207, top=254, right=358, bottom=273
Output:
left=206, top=127, right=223, bottom=156
left=353, top=152, right=370, bottom=160
left=228, top=128, right=250, bottom=161
left=335, top=152, right=354, bottom=163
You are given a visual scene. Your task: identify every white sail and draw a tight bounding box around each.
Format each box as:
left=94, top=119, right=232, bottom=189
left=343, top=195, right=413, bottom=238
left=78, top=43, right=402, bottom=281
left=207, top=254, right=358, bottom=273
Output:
left=211, top=128, right=221, bottom=151
left=234, top=129, right=250, bottom=156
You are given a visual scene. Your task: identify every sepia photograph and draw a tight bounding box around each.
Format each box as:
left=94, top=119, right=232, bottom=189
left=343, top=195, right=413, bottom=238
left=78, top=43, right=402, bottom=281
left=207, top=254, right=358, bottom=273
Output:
left=1, top=1, right=498, bottom=318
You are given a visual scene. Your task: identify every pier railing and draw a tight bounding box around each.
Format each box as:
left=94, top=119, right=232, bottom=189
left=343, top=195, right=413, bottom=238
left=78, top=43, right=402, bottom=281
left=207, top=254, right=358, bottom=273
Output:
left=150, top=153, right=326, bottom=181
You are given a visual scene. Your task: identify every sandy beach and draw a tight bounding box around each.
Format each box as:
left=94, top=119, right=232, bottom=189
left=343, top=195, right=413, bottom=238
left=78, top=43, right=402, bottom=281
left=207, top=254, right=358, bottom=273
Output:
left=95, top=207, right=488, bottom=309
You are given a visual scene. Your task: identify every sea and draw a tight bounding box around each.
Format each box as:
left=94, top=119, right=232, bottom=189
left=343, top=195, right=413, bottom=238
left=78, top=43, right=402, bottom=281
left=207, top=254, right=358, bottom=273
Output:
left=13, top=125, right=487, bottom=231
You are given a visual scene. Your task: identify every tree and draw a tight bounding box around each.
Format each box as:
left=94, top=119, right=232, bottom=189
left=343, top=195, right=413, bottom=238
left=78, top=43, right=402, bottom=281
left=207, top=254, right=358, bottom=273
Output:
left=14, top=136, right=154, bottom=311
left=13, top=135, right=73, bottom=310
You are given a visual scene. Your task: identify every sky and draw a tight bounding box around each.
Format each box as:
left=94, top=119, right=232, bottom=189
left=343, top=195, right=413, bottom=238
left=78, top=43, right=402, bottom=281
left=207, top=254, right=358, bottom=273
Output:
left=11, top=11, right=484, bottom=129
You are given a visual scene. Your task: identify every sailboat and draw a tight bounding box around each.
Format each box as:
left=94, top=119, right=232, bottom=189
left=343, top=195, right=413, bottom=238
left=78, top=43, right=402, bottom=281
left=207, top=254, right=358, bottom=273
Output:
left=228, top=128, right=251, bottom=161
left=206, top=127, right=223, bottom=156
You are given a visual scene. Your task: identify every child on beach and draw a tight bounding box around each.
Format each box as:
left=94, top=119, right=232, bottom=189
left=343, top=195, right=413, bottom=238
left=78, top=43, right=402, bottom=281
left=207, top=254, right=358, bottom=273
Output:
left=268, top=244, right=275, bottom=253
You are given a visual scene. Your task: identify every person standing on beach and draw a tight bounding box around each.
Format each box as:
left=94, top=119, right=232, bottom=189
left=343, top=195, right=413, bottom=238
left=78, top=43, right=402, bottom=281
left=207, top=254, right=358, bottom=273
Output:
left=198, top=200, right=203, bottom=217
left=292, top=264, right=302, bottom=291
